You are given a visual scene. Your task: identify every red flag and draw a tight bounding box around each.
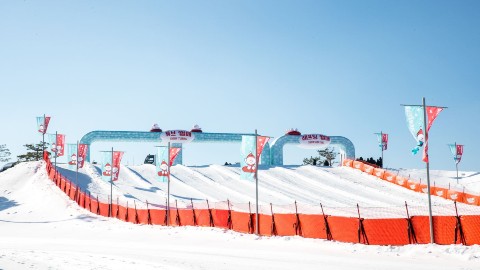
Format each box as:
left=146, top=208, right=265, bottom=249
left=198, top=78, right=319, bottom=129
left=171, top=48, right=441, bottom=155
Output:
left=256, top=136, right=270, bottom=161
left=56, top=134, right=65, bottom=157
left=382, top=134, right=388, bottom=150
left=169, top=148, right=181, bottom=166
left=426, top=106, right=443, bottom=132
left=422, top=106, right=444, bottom=163
left=78, top=144, right=88, bottom=168
left=112, top=151, right=124, bottom=181
left=456, top=145, right=464, bottom=163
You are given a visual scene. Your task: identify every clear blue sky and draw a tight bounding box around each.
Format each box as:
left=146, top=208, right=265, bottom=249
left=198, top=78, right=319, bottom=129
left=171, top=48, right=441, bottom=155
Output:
left=1, top=1, right=479, bottom=171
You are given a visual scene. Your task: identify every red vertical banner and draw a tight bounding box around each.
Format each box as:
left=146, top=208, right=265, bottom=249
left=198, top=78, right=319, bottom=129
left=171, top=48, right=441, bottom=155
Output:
left=382, top=134, right=388, bottom=150
left=423, top=106, right=444, bottom=162
left=456, top=145, right=464, bottom=163
left=78, top=144, right=88, bottom=168
left=169, top=147, right=181, bottom=166
left=56, top=134, right=65, bottom=157
left=37, top=116, right=51, bottom=134
left=112, top=151, right=124, bottom=181
left=256, top=136, right=270, bottom=159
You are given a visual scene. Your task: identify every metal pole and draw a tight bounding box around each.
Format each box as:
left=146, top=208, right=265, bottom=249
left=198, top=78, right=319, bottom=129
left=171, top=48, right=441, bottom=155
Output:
left=54, top=131, right=57, bottom=180
left=423, top=97, right=434, bottom=244
left=381, top=131, right=384, bottom=168
left=255, top=129, right=259, bottom=235
left=110, top=147, right=113, bottom=217
left=42, top=114, right=45, bottom=160
left=455, top=142, right=459, bottom=184
left=75, top=140, right=79, bottom=200
left=167, top=142, right=171, bottom=226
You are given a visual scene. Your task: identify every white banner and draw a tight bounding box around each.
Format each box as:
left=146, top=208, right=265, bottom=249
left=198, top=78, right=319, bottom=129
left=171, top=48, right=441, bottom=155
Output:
left=161, top=130, right=195, bottom=143
left=298, top=134, right=330, bottom=149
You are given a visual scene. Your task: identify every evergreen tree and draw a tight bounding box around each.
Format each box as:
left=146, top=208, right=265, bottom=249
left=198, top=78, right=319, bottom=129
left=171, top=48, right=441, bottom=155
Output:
left=17, top=142, right=48, bottom=162
left=303, top=156, right=320, bottom=166
left=0, top=144, right=11, bottom=162
left=318, top=147, right=337, bottom=167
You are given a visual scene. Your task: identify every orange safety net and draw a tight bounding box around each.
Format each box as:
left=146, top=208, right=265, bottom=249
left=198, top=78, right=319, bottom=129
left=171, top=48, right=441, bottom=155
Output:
left=39, top=155, right=480, bottom=246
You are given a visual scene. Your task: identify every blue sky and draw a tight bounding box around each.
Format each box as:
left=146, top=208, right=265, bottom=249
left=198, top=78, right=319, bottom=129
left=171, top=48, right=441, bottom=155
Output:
left=1, top=1, right=479, bottom=171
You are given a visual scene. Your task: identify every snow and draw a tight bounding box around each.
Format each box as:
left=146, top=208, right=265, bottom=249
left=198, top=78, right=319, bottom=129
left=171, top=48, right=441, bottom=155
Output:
left=1, top=161, right=480, bottom=269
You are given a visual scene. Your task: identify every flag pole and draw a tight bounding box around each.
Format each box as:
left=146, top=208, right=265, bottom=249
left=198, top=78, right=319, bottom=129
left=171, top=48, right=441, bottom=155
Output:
left=110, top=147, right=113, bottom=217
left=167, top=142, right=171, bottom=226
left=42, top=114, right=45, bottom=155
left=381, top=131, right=384, bottom=168
left=455, top=142, right=459, bottom=184
left=423, top=97, right=434, bottom=244
left=75, top=140, right=79, bottom=201
left=255, top=129, right=259, bottom=235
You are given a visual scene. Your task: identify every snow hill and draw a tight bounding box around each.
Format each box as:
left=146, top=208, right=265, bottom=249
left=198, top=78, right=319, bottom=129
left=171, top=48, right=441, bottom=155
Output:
left=1, top=161, right=480, bottom=269
left=54, top=162, right=480, bottom=218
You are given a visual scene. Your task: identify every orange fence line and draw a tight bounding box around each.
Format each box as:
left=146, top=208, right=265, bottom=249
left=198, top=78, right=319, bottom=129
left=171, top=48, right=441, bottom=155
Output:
left=342, top=159, right=480, bottom=206
left=42, top=152, right=480, bottom=246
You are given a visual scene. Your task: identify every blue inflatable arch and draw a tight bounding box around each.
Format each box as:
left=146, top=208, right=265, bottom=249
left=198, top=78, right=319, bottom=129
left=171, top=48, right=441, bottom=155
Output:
left=269, top=135, right=355, bottom=166
left=80, top=130, right=271, bottom=165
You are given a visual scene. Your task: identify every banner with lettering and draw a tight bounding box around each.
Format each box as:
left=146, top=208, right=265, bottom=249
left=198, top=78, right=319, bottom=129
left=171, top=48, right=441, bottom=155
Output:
left=112, top=151, right=124, bottom=181
left=78, top=144, right=88, bottom=169
left=298, top=134, right=330, bottom=149
left=161, top=130, right=195, bottom=143
left=36, top=116, right=51, bottom=134
left=448, top=144, right=464, bottom=164
left=101, top=152, right=113, bottom=182
left=67, top=144, right=78, bottom=170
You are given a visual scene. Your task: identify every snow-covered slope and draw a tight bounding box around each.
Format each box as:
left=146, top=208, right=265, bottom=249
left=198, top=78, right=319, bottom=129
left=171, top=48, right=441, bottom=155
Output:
left=54, top=162, right=480, bottom=217
left=1, top=161, right=480, bottom=270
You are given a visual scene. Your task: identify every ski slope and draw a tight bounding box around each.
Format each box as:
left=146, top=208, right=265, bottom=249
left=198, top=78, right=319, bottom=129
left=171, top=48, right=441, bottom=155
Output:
left=1, top=161, right=480, bottom=270
left=53, top=162, right=480, bottom=218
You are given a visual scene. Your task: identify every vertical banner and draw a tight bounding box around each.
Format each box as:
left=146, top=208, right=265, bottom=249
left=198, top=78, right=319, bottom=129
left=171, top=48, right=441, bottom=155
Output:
left=240, top=136, right=256, bottom=180
left=46, top=134, right=57, bottom=155
left=78, top=144, right=88, bottom=168
left=56, top=134, right=65, bottom=157
left=112, top=151, right=124, bottom=181
left=156, top=147, right=169, bottom=182
left=375, top=133, right=388, bottom=150
left=404, top=106, right=425, bottom=155
left=404, top=106, right=443, bottom=162
left=169, top=148, right=181, bottom=166
left=36, top=116, right=51, bottom=134
left=101, top=152, right=113, bottom=182
left=240, top=135, right=269, bottom=181
left=448, top=144, right=464, bottom=164
left=67, top=144, right=78, bottom=170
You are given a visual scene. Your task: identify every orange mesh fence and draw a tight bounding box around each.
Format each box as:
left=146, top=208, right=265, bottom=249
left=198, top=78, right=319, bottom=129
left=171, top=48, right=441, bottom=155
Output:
left=363, top=165, right=375, bottom=175
left=362, top=218, right=409, bottom=245
left=231, top=211, right=252, bottom=233
left=40, top=158, right=480, bottom=246
left=328, top=216, right=359, bottom=243
left=273, top=213, right=297, bottom=236
left=352, top=161, right=364, bottom=171
left=461, top=215, right=480, bottom=245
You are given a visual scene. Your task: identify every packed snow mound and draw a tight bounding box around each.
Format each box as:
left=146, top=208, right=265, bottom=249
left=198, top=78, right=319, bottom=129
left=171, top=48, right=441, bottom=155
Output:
left=50, top=162, right=480, bottom=217
left=2, top=161, right=480, bottom=270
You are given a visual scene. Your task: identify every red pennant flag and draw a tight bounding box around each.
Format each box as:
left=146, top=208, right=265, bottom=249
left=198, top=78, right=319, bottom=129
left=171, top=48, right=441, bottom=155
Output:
left=422, top=106, right=444, bottom=163
left=456, top=145, right=464, bottom=164
left=56, top=134, right=65, bottom=157
left=426, top=106, right=443, bottom=132
left=78, top=144, right=88, bottom=168
left=169, top=148, right=181, bottom=166
left=256, top=136, right=270, bottom=160
left=112, top=151, right=124, bottom=181
left=382, top=134, right=388, bottom=150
